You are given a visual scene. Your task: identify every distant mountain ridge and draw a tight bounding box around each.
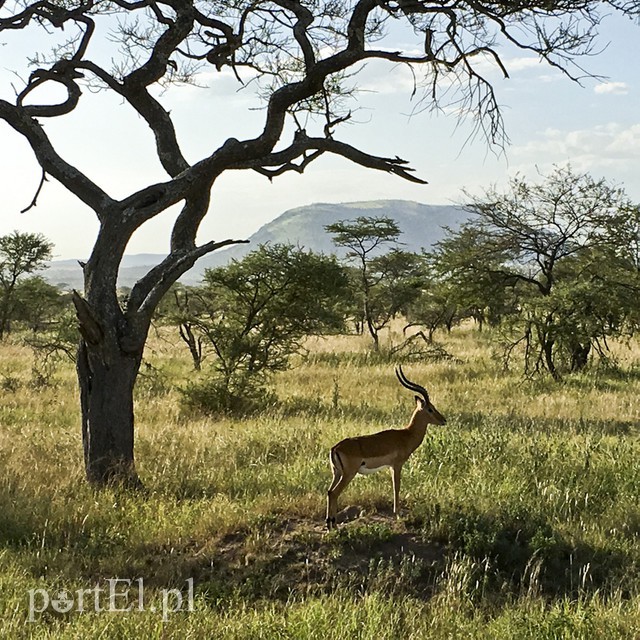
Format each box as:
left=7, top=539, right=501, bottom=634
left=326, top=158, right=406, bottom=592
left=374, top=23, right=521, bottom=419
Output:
left=44, top=200, right=469, bottom=288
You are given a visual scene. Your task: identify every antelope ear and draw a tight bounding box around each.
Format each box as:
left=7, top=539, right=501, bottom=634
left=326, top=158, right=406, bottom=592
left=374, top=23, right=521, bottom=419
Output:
left=415, top=395, right=425, bottom=406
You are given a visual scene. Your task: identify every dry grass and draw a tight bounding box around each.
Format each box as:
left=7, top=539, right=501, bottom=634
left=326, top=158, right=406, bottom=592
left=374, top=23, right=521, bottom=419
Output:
left=1, top=324, right=640, bottom=638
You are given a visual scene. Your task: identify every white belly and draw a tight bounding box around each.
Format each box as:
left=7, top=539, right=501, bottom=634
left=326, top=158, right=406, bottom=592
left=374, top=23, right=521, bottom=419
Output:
left=358, top=463, right=390, bottom=475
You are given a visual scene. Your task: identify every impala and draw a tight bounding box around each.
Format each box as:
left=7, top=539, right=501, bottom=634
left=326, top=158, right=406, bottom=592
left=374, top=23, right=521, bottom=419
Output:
left=326, top=365, right=446, bottom=530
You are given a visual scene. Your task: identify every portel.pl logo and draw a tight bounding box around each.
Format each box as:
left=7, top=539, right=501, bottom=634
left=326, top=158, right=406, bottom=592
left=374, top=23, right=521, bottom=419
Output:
left=28, top=578, right=194, bottom=622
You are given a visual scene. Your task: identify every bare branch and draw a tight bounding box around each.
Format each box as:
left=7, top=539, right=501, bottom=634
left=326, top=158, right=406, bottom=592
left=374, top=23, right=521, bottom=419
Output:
left=78, top=60, right=190, bottom=176
left=0, top=99, right=115, bottom=216
left=128, top=238, right=250, bottom=319
left=240, top=131, right=428, bottom=184
left=18, top=65, right=83, bottom=118
left=275, top=0, right=316, bottom=71
left=20, top=169, right=48, bottom=213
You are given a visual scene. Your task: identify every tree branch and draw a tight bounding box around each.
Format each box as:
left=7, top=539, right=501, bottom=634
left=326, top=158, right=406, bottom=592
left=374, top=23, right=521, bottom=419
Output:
left=128, top=238, right=250, bottom=320
left=83, top=58, right=190, bottom=176
left=239, top=132, right=428, bottom=184
left=20, top=169, right=48, bottom=213
left=0, top=99, right=115, bottom=216
left=18, top=63, right=84, bottom=118
left=275, top=0, right=316, bottom=71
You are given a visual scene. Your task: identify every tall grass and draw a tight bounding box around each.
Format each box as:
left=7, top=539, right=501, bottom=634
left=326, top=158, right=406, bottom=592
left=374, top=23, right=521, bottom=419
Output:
left=1, top=325, right=640, bottom=637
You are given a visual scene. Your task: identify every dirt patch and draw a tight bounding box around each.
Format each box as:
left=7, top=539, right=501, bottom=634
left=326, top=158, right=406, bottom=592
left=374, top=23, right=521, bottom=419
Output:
left=177, top=509, right=447, bottom=602
left=71, top=508, right=446, bottom=602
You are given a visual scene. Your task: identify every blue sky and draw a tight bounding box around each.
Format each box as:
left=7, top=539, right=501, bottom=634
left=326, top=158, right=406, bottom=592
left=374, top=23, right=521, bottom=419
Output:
left=1, top=9, right=639, bottom=260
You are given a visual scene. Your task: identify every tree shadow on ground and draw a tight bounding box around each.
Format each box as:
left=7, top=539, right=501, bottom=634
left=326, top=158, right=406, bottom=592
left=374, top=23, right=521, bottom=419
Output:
left=38, top=507, right=628, bottom=604
left=7, top=495, right=633, bottom=609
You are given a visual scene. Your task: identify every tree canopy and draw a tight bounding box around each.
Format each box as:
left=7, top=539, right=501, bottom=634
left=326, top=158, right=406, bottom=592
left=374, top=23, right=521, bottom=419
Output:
left=178, top=244, right=348, bottom=413
left=429, top=166, right=640, bottom=378
left=0, top=231, right=53, bottom=339
left=326, top=216, right=425, bottom=350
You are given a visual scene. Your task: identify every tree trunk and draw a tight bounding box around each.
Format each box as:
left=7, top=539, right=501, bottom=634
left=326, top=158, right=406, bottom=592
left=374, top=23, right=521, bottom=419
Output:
left=77, top=340, right=144, bottom=487
left=73, top=290, right=147, bottom=488
left=570, top=341, right=591, bottom=372
left=366, top=315, right=379, bottom=351
left=542, top=337, right=561, bottom=381
left=0, top=290, right=11, bottom=339
left=179, top=322, right=202, bottom=370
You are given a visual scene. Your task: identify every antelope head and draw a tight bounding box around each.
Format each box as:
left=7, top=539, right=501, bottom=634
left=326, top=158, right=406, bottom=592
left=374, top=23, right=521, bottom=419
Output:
left=395, top=365, right=446, bottom=426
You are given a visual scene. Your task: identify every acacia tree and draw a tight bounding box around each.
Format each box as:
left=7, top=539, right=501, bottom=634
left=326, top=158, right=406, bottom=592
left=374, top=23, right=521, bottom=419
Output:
left=326, top=217, right=411, bottom=349
left=1, top=1, right=637, bottom=486
left=12, top=276, right=66, bottom=333
left=180, top=244, right=348, bottom=414
left=155, top=285, right=206, bottom=371
left=426, top=226, right=519, bottom=329
left=437, top=166, right=639, bottom=378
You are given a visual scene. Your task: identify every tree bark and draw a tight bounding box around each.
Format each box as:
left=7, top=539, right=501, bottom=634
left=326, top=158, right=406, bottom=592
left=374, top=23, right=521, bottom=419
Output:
left=179, top=322, right=202, bottom=371
left=72, top=288, right=147, bottom=487
left=0, top=289, right=14, bottom=339
left=542, top=337, right=560, bottom=381
left=570, top=341, right=591, bottom=372
left=77, top=340, right=143, bottom=486
left=366, top=312, right=379, bottom=352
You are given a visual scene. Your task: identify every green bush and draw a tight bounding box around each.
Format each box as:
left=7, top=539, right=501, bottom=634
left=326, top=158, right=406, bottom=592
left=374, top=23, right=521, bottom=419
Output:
left=180, top=372, right=277, bottom=416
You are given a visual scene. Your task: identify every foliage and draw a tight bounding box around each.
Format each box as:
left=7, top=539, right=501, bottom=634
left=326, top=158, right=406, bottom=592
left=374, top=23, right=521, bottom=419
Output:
left=23, top=306, right=80, bottom=387
left=178, top=244, right=349, bottom=414
left=429, top=166, right=640, bottom=378
left=182, top=373, right=278, bottom=417
left=325, top=217, right=402, bottom=255
left=326, top=216, right=424, bottom=350
left=12, top=276, right=67, bottom=333
left=155, top=284, right=207, bottom=370
left=0, top=231, right=53, bottom=339
left=426, top=227, right=518, bottom=329
left=406, top=283, right=467, bottom=347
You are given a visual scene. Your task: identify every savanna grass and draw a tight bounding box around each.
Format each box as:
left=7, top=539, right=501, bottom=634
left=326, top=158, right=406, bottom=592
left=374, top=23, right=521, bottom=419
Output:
left=1, top=324, right=640, bottom=638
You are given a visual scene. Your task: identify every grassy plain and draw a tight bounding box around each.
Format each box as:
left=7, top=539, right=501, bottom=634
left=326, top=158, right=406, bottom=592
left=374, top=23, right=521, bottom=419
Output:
left=1, top=325, right=640, bottom=638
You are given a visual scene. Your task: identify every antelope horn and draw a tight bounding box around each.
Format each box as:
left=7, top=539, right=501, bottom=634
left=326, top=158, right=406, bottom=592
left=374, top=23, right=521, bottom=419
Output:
left=395, top=365, right=430, bottom=402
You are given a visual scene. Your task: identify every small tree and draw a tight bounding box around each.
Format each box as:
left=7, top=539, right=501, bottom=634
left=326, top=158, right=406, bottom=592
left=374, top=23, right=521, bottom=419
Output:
left=427, top=226, right=519, bottom=329
left=180, top=244, right=348, bottom=413
left=405, top=276, right=459, bottom=343
left=0, top=232, right=53, bottom=339
left=366, top=249, right=426, bottom=347
left=523, top=244, right=640, bottom=373
left=12, top=276, right=66, bottom=333
left=155, top=285, right=206, bottom=371
left=326, top=216, right=423, bottom=350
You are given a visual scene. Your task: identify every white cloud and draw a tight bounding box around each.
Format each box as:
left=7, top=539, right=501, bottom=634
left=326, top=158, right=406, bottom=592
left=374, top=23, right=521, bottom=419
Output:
left=511, top=123, right=640, bottom=193
left=594, top=81, right=629, bottom=95
left=506, top=57, right=541, bottom=72
left=515, top=123, right=640, bottom=160
left=357, top=62, right=419, bottom=95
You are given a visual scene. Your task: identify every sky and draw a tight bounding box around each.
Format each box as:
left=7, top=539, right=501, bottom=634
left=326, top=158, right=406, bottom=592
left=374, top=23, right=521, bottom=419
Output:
left=1, top=8, right=639, bottom=261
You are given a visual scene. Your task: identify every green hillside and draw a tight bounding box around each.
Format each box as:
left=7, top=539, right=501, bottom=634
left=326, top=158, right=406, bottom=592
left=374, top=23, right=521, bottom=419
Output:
left=196, top=200, right=469, bottom=274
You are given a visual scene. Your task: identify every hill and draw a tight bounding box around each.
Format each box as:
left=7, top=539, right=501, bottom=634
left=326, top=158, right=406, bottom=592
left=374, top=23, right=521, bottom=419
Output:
left=44, top=200, right=469, bottom=288
left=198, top=200, right=468, bottom=270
